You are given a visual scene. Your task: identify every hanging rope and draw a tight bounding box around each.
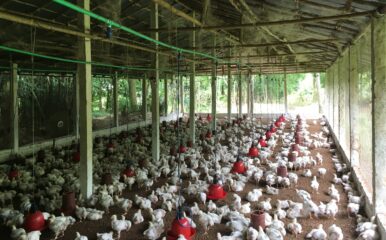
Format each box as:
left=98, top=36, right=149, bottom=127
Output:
left=30, top=26, right=37, bottom=198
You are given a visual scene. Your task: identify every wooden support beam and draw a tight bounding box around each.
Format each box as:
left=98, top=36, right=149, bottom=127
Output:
left=75, top=73, right=80, bottom=139
left=176, top=38, right=339, bottom=50
left=113, top=72, right=119, bottom=127
left=141, top=10, right=374, bottom=32
left=152, top=0, right=239, bottom=44
left=10, top=63, right=19, bottom=153
left=164, top=77, right=168, bottom=116
left=77, top=0, right=93, bottom=199
left=283, top=69, right=288, bottom=113
left=189, top=12, right=196, bottom=144
left=211, top=36, right=217, bottom=131
left=142, top=78, right=147, bottom=121
left=150, top=2, right=160, bottom=162
left=227, top=50, right=232, bottom=121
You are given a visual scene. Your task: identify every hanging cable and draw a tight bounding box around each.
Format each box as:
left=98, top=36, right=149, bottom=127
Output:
left=30, top=26, right=37, bottom=198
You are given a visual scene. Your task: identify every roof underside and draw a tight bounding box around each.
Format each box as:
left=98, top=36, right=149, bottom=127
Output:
left=0, top=0, right=385, bottom=76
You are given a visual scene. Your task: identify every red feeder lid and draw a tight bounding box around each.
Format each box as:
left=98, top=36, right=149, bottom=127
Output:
left=274, top=120, right=281, bottom=128
left=72, top=151, right=80, bottom=163
left=259, top=139, right=268, bottom=148
left=8, top=170, right=20, bottom=180
left=167, top=217, right=196, bottom=240
left=207, top=184, right=227, bottom=200
left=122, top=168, right=135, bottom=177
left=248, top=147, right=259, bottom=157
left=179, top=145, right=187, bottom=153
left=265, top=131, right=273, bottom=139
left=205, top=130, right=212, bottom=139
left=270, top=126, right=277, bottom=133
left=24, top=211, right=46, bottom=232
left=207, top=114, right=212, bottom=122
left=232, top=161, right=247, bottom=174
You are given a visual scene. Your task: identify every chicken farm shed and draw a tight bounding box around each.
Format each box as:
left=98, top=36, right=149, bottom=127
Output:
left=0, top=0, right=386, bottom=239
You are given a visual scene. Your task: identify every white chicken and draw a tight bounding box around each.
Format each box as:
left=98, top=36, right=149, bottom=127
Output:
left=328, top=184, right=340, bottom=202
left=74, top=232, right=88, bottom=240
left=114, top=196, right=133, bottom=213
left=246, top=227, right=259, bottom=240
left=306, top=224, right=327, bottom=240
left=311, top=176, right=319, bottom=193
left=325, top=199, right=338, bottom=219
left=27, top=231, right=41, bottom=240
left=246, top=189, right=262, bottom=202
left=327, top=224, right=343, bottom=240
left=10, top=225, right=26, bottom=240
left=258, top=198, right=272, bottom=211
left=96, top=232, right=114, bottom=240
left=143, top=221, right=164, bottom=240
left=287, top=218, right=302, bottom=236
left=207, top=200, right=217, bottom=212
left=133, top=209, right=144, bottom=224
left=111, top=215, right=132, bottom=239
left=198, top=210, right=214, bottom=233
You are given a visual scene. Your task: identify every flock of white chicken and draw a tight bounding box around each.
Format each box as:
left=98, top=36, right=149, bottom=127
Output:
left=0, top=114, right=381, bottom=240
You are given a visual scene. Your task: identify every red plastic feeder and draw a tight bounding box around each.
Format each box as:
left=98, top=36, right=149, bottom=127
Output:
left=167, top=213, right=196, bottom=240
left=8, top=169, right=20, bottom=180
left=24, top=210, right=46, bottom=232
left=274, top=120, right=281, bottom=128
left=106, top=142, right=115, bottom=153
left=207, top=114, right=212, bottom=122
left=251, top=210, right=266, bottom=230
left=178, top=144, right=187, bottom=153
left=61, top=192, right=76, bottom=216
left=258, top=138, right=268, bottom=148
left=207, top=183, right=227, bottom=200
left=279, top=115, right=286, bottom=122
left=270, top=126, right=277, bottom=133
left=232, top=160, right=247, bottom=174
left=288, top=151, right=298, bottom=162
left=265, top=131, right=273, bottom=140
left=248, top=146, right=259, bottom=158
left=122, top=167, right=135, bottom=177
left=205, top=129, right=212, bottom=139
left=277, top=166, right=288, bottom=177
left=72, top=151, right=80, bottom=163
left=291, top=144, right=300, bottom=152
left=170, top=145, right=177, bottom=156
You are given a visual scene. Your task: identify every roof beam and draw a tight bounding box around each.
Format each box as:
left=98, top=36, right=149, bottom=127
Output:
left=179, top=38, right=339, bottom=50
left=140, top=10, right=373, bottom=32
left=152, top=0, right=240, bottom=44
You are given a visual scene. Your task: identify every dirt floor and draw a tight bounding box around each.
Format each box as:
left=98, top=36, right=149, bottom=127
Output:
left=0, top=118, right=359, bottom=240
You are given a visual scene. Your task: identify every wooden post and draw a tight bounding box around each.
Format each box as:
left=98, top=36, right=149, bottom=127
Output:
left=75, top=73, right=80, bottom=139
left=164, top=77, right=168, bottom=116
left=373, top=15, right=386, bottom=216
left=129, top=78, right=137, bottom=111
left=211, top=37, right=217, bottom=131
left=227, top=60, right=232, bottom=121
left=142, top=78, right=147, bottom=121
left=113, top=71, right=119, bottom=127
left=238, top=70, right=242, bottom=117
left=10, top=63, right=18, bottom=152
left=189, top=12, right=196, bottom=144
left=77, top=0, right=93, bottom=199
left=284, top=69, right=288, bottom=114
left=151, top=2, right=160, bottom=161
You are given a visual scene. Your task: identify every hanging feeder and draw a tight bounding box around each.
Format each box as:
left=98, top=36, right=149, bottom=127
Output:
left=8, top=165, right=20, bottom=180
left=291, top=144, right=300, bottom=152
left=207, top=114, right=212, bottom=122
left=167, top=208, right=196, bottom=240
left=274, top=119, right=281, bottom=128
left=72, top=151, right=80, bottom=163
left=270, top=125, right=277, bottom=133
left=198, top=115, right=203, bottom=121
left=265, top=130, right=273, bottom=140
left=207, top=176, right=227, bottom=200
left=122, top=166, right=135, bottom=178
left=277, top=166, right=288, bottom=177
left=251, top=210, right=266, bottom=230
left=106, top=139, right=115, bottom=153
left=248, top=143, right=259, bottom=157
left=288, top=151, right=298, bottom=162
left=232, top=157, right=247, bottom=174
left=170, top=145, right=177, bottom=156
left=205, top=129, right=212, bottom=139
left=258, top=137, right=268, bottom=148
left=61, top=192, right=76, bottom=216
left=178, top=143, right=187, bottom=153
left=279, top=114, right=286, bottom=122
left=24, top=205, right=46, bottom=232
left=101, top=172, right=113, bottom=185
